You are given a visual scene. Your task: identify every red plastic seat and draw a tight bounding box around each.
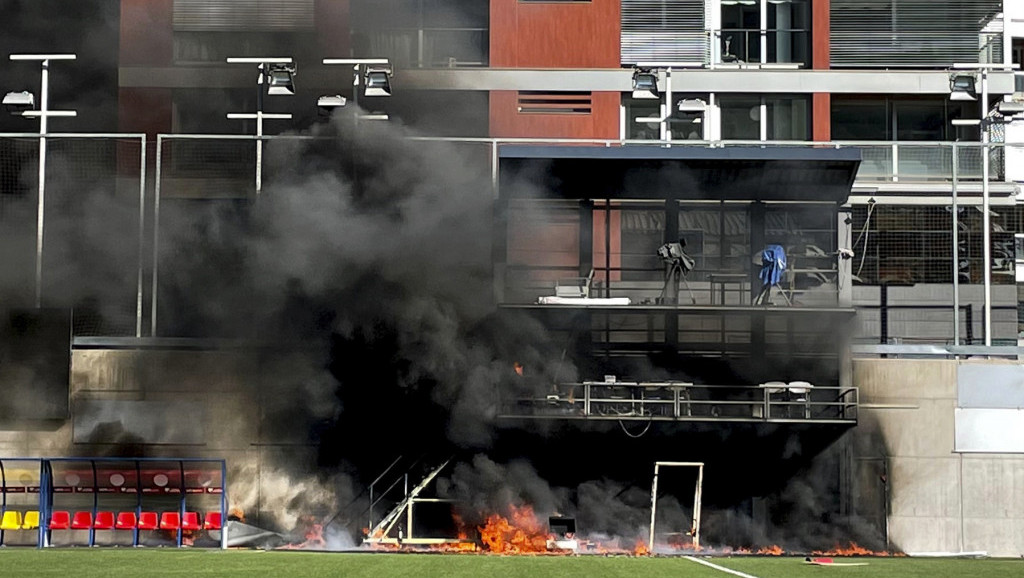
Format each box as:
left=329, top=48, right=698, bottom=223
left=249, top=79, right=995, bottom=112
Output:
left=181, top=511, right=201, bottom=531
left=203, top=511, right=223, bottom=530
left=114, top=511, right=137, bottom=530
left=137, top=511, right=158, bottom=530
left=93, top=511, right=115, bottom=530
left=49, top=510, right=71, bottom=530
left=71, top=511, right=93, bottom=530
left=159, top=511, right=180, bottom=530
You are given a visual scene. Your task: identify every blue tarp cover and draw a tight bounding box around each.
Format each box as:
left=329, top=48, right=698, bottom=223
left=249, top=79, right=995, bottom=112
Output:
left=759, top=245, right=787, bottom=287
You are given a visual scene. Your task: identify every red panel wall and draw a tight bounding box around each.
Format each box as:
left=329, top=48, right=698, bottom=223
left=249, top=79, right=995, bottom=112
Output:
left=119, top=0, right=174, bottom=134
left=489, top=0, right=621, bottom=138
left=811, top=0, right=830, bottom=141
left=316, top=0, right=351, bottom=57
left=120, top=0, right=174, bottom=67
left=490, top=0, right=620, bottom=68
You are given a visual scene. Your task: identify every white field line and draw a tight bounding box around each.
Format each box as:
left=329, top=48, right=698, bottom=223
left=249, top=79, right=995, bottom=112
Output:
left=683, top=555, right=762, bottom=578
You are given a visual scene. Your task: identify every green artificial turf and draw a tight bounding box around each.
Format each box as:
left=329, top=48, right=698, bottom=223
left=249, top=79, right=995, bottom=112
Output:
left=0, top=550, right=1021, bottom=578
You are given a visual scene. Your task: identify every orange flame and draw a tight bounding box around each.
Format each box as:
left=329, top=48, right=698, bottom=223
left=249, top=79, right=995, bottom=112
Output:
left=430, top=541, right=479, bottom=553
left=633, top=539, right=651, bottom=556
left=812, top=542, right=900, bottom=557
left=477, top=504, right=550, bottom=554
left=756, top=545, right=784, bottom=556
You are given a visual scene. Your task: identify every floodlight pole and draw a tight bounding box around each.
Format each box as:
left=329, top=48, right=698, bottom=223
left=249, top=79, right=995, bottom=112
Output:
left=9, top=54, right=77, bottom=308
left=953, top=63, right=1012, bottom=346
left=981, top=68, right=992, bottom=346
left=322, top=58, right=391, bottom=127
left=226, top=57, right=293, bottom=196
left=952, top=142, right=960, bottom=346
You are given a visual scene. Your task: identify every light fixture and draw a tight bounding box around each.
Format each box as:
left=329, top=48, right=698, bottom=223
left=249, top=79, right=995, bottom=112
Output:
left=2, top=90, right=35, bottom=115
left=364, top=68, right=392, bottom=97
left=317, top=94, right=347, bottom=115
left=995, top=100, right=1024, bottom=116
left=266, top=63, right=296, bottom=96
left=949, top=74, right=977, bottom=101
left=676, top=98, right=706, bottom=112
left=632, top=69, right=659, bottom=99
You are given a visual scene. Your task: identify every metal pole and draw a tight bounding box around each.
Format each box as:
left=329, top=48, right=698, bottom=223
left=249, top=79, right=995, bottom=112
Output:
left=152, top=135, right=163, bottom=337
left=490, top=140, right=499, bottom=197
left=982, top=70, right=992, bottom=346
left=35, top=59, right=49, bottom=308
left=256, top=65, right=264, bottom=196
left=136, top=137, right=146, bottom=337
left=661, top=68, right=671, bottom=141
left=648, top=463, right=660, bottom=551
left=693, top=464, right=704, bottom=549
left=220, top=459, right=228, bottom=550
left=952, top=142, right=960, bottom=345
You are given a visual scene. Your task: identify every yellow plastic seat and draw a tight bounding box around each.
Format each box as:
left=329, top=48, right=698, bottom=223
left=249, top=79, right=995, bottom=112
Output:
left=21, top=510, right=39, bottom=530
left=0, top=510, right=22, bottom=531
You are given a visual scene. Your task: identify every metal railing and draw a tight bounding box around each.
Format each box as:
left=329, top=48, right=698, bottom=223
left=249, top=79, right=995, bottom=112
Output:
left=500, top=381, right=858, bottom=424
left=0, top=133, right=1017, bottom=344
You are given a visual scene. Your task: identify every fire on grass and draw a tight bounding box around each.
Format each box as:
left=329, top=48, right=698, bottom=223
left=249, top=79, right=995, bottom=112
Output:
left=663, top=542, right=901, bottom=557
left=353, top=502, right=899, bottom=558
left=360, top=504, right=653, bottom=556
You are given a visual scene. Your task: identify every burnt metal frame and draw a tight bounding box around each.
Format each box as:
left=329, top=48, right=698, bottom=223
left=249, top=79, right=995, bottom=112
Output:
left=649, top=461, right=704, bottom=552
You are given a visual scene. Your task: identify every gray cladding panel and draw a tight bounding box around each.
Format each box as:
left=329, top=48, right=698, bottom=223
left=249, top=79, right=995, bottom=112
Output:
left=955, top=408, right=1024, bottom=453
left=958, top=364, right=1024, bottom=409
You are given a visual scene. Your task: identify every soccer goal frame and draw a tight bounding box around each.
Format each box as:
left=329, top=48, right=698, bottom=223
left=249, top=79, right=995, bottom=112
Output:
left=648, top=461, right=704, bottom=551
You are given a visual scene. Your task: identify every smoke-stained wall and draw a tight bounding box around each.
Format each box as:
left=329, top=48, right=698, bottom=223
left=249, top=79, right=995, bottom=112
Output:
left=853, top=358, right=1024, bottom=557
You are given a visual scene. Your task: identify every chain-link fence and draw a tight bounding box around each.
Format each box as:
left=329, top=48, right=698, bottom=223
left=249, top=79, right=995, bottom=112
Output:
left=0, top=133, right=146, bottom=337
left=151, top=134, right=496, bottom=337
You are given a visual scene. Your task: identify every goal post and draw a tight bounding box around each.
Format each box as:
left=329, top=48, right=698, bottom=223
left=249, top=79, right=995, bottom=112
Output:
left=648, top=461, right=704, bottom=551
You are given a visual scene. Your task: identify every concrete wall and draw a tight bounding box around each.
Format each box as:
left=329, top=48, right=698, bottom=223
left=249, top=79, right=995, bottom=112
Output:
left=0, top=348, right=336, bottom=531
left=853, top=358, right=1024, bottom=556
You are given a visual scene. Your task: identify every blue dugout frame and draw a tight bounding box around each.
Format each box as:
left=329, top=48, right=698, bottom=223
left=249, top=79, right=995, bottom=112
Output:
left=0, top=457, right=227, bottom=549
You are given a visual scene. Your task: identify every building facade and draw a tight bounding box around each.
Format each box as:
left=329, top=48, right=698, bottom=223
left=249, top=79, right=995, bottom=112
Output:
left=2, top=0, right=1024, bottom=555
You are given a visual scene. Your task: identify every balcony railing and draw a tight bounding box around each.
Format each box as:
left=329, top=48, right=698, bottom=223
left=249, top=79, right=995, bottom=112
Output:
left=500, top=381, right=858, bottom=424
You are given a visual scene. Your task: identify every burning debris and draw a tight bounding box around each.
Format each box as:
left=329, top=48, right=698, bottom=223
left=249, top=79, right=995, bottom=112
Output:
left=478, top=505, right=549, bottom=554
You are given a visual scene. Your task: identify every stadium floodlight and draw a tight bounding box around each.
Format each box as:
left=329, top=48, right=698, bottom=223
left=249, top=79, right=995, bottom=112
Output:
left=266, top=63, right=296, bottom=96
left=947, top=63, right=1022, bottom=347
left=949, top=74, right=977, bottom=101
left=7, top=53, right=77, bottom=308
left=226, top=57, right=295, bottom=195
left=364, top=68, right=393, bottom=97
left=2, top=90, right=35, bottom=114
left=322, top=58, right=393, bottom=118
left=632, top=68, right=659, bottom=99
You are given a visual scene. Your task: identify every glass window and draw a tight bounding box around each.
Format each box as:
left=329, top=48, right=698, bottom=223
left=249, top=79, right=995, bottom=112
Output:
left=719, top=96, right=760, bottom=140
left=895, top=100, right=947, bottom=141
left=832, top=99, right=891, bottom=141
left=720, top=1, right=759, bottom=63
left=766, top=0, right=810, bottom=65
left=766, top=96, right=809, bottom=140
left=351, top=0, right=489, bottom=67
left=669, top=94, right=707, bottom=140
left=624, top=96, right=662, bottom=140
